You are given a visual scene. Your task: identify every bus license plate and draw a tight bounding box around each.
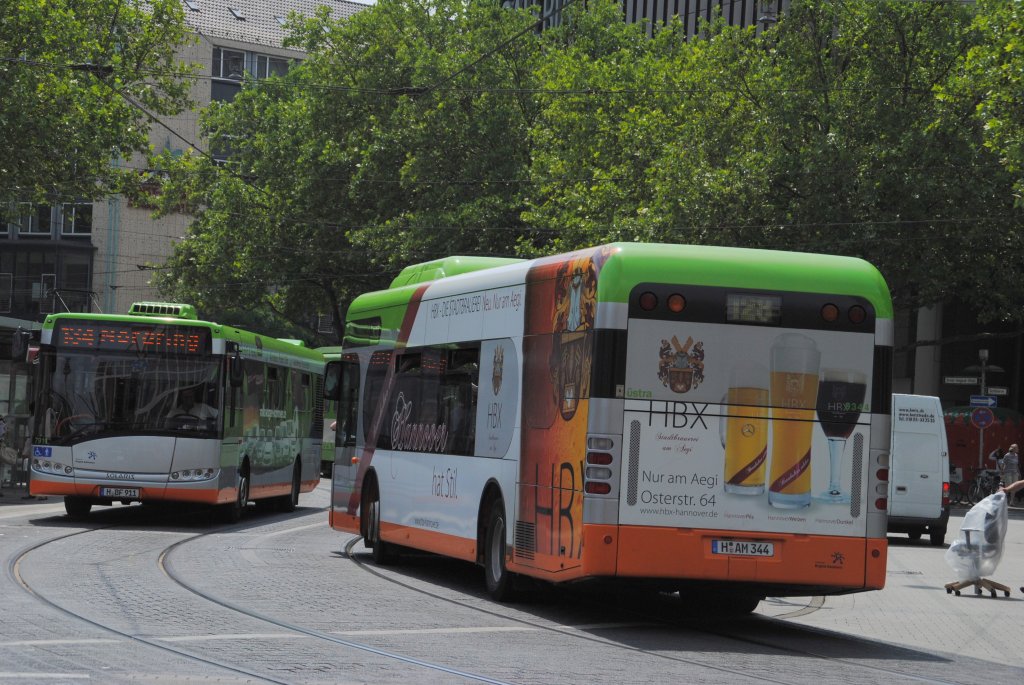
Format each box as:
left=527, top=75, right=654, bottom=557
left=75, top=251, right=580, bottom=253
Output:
left=100, top=487, right=139, bottom=499
left=712, top=540, right=774, bottom=557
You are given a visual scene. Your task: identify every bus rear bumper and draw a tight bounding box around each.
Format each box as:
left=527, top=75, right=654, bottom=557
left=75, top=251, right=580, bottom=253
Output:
left=582, top=524, right=887, bottom=593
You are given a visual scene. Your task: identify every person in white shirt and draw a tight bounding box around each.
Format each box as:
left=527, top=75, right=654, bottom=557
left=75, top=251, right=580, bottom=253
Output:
left=167, top=386, right=218, bottom=421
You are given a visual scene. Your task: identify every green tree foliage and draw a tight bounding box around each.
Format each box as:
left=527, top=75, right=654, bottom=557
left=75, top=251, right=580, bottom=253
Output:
left=526, top=0, right=1021, bottom=318
left=153, top=0, right=1022, bottom=336
left=955, top=0, right=1024, bottom=206
left=0, top=0, right=193, bottom=207
left=152, top=0, right=542, bottom=341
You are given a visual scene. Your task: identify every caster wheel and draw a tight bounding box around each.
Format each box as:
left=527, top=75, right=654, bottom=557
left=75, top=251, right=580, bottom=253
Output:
left=990, top=590, right=996, bottom=598
left=1004, top=591, right=1010, bottom=597
left=955, top=590, right=961, bottom=596
left=946, top=588, right=952, bottom=594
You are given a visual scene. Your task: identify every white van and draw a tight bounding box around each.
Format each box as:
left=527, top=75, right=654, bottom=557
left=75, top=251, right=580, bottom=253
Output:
left=887, top=394, right=950, bottom=546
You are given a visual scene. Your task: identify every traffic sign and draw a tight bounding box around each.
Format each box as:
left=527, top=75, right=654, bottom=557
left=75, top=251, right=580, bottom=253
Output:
left=970, top=395, right=997, bottom=408
left=971, top=407, right=995, bottom=430
left=944, top=376, right=979, bottom=385
left=988, top=386, right=1008, bottom=396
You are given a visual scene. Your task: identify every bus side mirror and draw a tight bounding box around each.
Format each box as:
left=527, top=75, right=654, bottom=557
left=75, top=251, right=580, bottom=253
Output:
left=324, top=361, right=341, bottom=401
left=230, top=351, right=244, bottom=388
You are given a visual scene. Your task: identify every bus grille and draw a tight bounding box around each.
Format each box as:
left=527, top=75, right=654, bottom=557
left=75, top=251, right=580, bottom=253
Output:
left=627, top=420, right=640, bottom=506
left=514, top=521, right=535, bottom=560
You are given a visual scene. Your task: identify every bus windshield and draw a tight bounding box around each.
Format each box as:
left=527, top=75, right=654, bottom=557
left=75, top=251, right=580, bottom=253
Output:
left=34, top=349, right=222, bottom=444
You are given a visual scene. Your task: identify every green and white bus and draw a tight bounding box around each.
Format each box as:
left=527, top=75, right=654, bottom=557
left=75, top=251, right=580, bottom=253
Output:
left=326, top=244, right=893, bottom=610
left=25, top=302, right=324, bottom=521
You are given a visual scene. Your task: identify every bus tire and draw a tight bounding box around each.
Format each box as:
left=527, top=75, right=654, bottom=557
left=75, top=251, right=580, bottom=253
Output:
left=484, top=499, right=517, bottom=602
left=220, top=465, right=249, bottom=524
left=366, top=480, right=397, bottom=565
left=64, top=496, right=92, bottom=521
left=278, top=460, right=301, bottom=513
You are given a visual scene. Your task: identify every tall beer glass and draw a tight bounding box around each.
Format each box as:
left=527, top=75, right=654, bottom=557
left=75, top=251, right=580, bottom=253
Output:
left=721, top=362, right=769, bottom=495
left=769, top=333, right=820, bottom=508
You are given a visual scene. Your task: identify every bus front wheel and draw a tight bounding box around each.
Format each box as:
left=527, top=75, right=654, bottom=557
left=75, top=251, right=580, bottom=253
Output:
left=366, top=481, right=397, bottom=565
left=220, top=467, right=249, bottom=524
left=484, top=499, right=517, bottom=602
left=64, top=496, right=92, bottom=521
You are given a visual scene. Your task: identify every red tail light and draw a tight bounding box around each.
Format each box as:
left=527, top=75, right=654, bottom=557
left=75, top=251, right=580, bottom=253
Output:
left=877, top=468, right=889, bottom=481
left=585, top=482, right=611, bottom=495
left=587, top=452, right=613, bottom=465
left=875, top=497, right=887, bottom=511
left=942, top=481, right=950, bottom=507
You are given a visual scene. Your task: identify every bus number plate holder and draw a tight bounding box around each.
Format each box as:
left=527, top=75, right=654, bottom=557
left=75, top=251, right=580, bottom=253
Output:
left=712, top=540, right=774, bottom=557
left=100, top=487, right=139, bottom=499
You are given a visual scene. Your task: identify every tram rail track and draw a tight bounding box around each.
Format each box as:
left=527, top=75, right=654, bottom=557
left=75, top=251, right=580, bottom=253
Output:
left=8, top=501, right=968, bottom=685
left=341, top=538, right=964, bottom=685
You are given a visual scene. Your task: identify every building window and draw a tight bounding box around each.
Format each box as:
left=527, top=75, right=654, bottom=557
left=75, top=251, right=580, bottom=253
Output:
left=61, top=202, right=92, bottom=236
left=212, top=47, right=244, bottom=102
left=0, top=273, right=11, bottom=313
left=10, top=203, right=52, bottom=236
left=255, top=54, right=289, bottom=79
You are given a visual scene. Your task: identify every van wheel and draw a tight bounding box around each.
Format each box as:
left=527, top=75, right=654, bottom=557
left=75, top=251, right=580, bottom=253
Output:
left=929, top=527, right=946, bottom=546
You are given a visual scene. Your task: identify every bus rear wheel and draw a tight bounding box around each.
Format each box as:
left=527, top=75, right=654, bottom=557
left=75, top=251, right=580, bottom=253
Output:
left=278, top=460, right=301, bottom=513
left=484, top=499, right=518, bottom=602
left=64, top=496, right=92, bottom=521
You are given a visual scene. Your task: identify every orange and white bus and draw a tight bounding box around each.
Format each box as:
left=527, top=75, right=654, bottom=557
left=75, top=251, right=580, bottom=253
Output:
left=325, top=243, right=892, bottom=611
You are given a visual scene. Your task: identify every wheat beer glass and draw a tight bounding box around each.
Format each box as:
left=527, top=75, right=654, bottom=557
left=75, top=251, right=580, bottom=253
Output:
left=815, top=368, right=867, bottom=503
left=721, top=362, right=769, bottom=495
left=769, top=333, right=820, bottom=508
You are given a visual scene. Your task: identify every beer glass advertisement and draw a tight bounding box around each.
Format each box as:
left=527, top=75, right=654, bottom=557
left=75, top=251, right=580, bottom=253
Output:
left=621, top=320, right=875, bottom=537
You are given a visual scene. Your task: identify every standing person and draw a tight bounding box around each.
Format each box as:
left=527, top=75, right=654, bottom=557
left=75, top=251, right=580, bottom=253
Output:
left=1000, top=444, right=1020, bottom=504
left=989, top=445, right=1005, bottom=470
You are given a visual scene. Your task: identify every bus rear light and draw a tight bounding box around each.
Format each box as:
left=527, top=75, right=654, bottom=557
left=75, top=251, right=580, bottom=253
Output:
left=821, top=303, right=839, bottom=322
left=587, top=452, right=613, bottom=465
left=667, top=293, right=686, bottom=313
left=848, top=305, right=867, bottom=324
left=587, top=437, right=613, bottom=450
left=585, top=482, right=611, bottom=495
left=875, top=497, right=887, bottom=510
left=639, top=292, right=658, bottom=311
left=875, top=483, right=888, bottom=495
left=876, top=468, right=888, bottom=481
left=586, top=466, right=612, bottom=480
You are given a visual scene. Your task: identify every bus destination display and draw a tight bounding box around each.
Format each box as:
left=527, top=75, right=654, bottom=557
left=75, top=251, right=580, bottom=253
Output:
left=726, top=293, right=782, bottom=325
left=55, top=322, right=211, bottom=354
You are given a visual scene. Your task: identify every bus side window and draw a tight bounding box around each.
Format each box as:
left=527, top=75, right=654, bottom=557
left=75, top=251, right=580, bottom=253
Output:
left=363, top=351, right=391, bottom=448
left=339, top=358, right=360, bottom=447
left=443, top=346, right=479, bottom=456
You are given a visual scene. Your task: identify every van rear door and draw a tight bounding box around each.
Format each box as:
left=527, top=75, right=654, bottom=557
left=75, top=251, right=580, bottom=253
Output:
left=888, top=395, right=945, bottom=520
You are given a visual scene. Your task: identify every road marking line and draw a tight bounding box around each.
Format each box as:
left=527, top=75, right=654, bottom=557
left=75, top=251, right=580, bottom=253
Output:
left=0, top=639, right=118, bottom=647
left=0, top=673, right=90, bottom=680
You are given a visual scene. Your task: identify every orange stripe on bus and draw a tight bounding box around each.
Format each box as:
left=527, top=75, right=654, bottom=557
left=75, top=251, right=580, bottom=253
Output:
left=380, top=521, right=477, bottom=563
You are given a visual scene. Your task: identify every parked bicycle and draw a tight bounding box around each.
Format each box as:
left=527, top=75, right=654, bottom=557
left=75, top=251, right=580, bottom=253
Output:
left=967, top=468, right=1002, bottom=505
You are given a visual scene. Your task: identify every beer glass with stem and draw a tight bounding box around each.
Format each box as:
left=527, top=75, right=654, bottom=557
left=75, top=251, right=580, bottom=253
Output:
left=815, top=368, right=867, bottom=503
